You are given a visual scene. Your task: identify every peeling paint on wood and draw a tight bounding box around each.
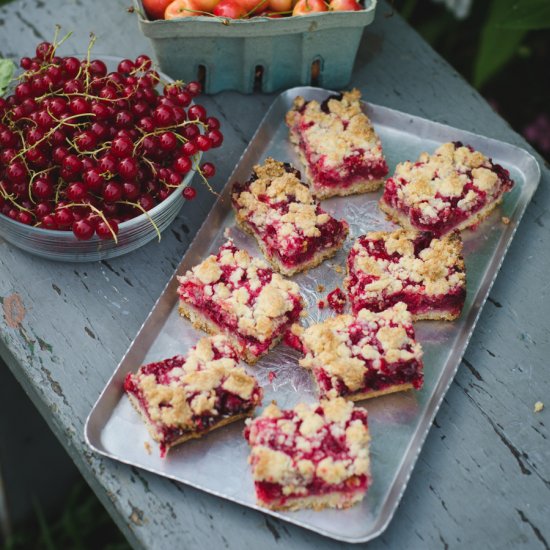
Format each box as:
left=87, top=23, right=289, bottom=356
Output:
left=0, top=1, right=548, bottom=549
left=3, top=293, right=26, bottom=328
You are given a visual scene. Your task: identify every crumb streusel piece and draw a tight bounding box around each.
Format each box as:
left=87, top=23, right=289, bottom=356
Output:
left=232, top=158, right=349, bottom=276
left=124, top=335, right=263, bottom=457
left=285, top=89, right=388, bottom=199
left=379, top=141, right=514, bottom=237
left=244, top=398, right=370, bottom=511
left=345, top=229, right=466, bottom=321
left=177, top=240, right=304, bottom=364
left=299, top=303, right=424, bottom=401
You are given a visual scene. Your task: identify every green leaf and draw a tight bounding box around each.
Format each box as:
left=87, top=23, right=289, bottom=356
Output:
left=473, top=0, right=527, bottom=88
left=0, top=58, right=15, bottom=96
left=495, top=0, right=550, bottom=29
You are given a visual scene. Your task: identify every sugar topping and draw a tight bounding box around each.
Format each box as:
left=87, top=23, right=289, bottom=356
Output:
left=246, top=398, right=370, bottom=490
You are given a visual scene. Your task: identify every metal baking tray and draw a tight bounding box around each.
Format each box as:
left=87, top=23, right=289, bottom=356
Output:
left=85, top=87, right=540, bottom=543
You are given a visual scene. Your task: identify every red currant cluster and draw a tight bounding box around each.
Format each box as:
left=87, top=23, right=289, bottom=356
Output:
left=0, top=37, right=222, bottom=241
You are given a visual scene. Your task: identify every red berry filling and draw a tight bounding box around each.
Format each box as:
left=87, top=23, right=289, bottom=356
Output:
left=286, top=90, right=388, bottom=196
left=326, top=287, right=346, bottom=314
left=177, top=241, right=303, bottom=360
left=345, top=231, right=466, bottom=319
left=232, top=159, right=348, bottom=273
left=245, top=400, right=370, bottom=509
left=124, top=336, right=262, bottom=457
left=380, top=142, right=514, bottom=237
left=300, top=303, right=424, bottom=400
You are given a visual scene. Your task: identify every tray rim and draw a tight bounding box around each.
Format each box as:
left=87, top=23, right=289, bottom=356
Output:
left=84, top=86, right=541, bottom=544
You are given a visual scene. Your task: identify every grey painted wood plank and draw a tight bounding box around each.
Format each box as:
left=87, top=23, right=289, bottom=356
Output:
left=0, top=0, right=548, bottom=549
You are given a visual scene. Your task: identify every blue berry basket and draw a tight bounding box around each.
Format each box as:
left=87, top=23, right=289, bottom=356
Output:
left=134, top=0, right=377, bottom=94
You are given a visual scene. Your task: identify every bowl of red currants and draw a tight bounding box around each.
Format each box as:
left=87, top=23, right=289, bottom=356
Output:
left=0, top=36, right=223, bottom=262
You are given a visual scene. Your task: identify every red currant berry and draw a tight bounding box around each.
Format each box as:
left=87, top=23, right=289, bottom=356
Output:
left=89, top=59, right=107, bottom=77
left=138, top=194, right=155, bottom=211
left=96, top=219, right=119, bottom=240
left=175, top=91, right=192, bottom=107
left=153, top=105, right=174, bottom=127
left=64, top=79, right=84, bottom=94
left=72, top=219, right=95, bottom=240
left=118, top=59, right=135, bottom=74
left=35, top=202, right=52, bottom=219
left=201, top=162, right=216, bottom=178
left=181, top=141, right=198, bottom=157
left=122, top=181, right=140, bottom=200
left=117, top=157, right=139, bottom=180
left=103, top=181, right=123, bottom=203
left=62, top=57, right=80, bottom=78
left=54, top=207, right=74, bottom=228
left=182, top=124, right=200, bottom=140
left=207, top=129, right=224, bottom=148
left=17, top=211, right=34, bottom=225
left=62, top=154, right=83, bottom=175
left=188, top=104, right=207, bottom=122
left=159, top=131, right=178, bottom=151
left=66, top=181, right=88, bottom=202
left=135, top=55, right=152, bottom=71
left=194, top=135, right=212, bottom=152
left=74, top=130, right=98, bottom=151
left=111, top=136, right=134, bottom=158
left=20, top=57, right=32, bottom=69
left=186, top=81, right=202, bottom=97
left=173, top=156, right=192, bottom=174
left=206, top=116, right=220, bottom=130
left=41, top=214, right=57, bottom=229
left=83, top=168, right=105, bottom=192
left=6, top=162, right=27, bottom=183
left=183, top=186, right=197, bottom=200
left=36, top=41, right=54, bottom=61
left=31, top=178, right=54, bottom=199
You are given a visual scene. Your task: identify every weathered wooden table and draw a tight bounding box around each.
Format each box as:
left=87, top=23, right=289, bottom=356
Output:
left=1, top=1, right=549, bottom=548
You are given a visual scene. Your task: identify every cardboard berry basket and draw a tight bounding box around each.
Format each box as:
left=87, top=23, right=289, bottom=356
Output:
left=133, top=0, right=377, bottom=93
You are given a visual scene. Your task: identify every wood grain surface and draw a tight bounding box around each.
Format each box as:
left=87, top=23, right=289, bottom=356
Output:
left=0, top=1, right=548, bottom=548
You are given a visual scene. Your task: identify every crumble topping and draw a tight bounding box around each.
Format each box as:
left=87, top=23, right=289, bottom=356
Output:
left=245, top=398, right=370, bottom=491
left=286, top=89, right=384, bottom=169
left=346, top=230, right=465, bottom=299
left=385, top=142, right=513, bottom=224
left=232, top=158, right=348, bottom=253
left=126, top=335, right=262, bottom=430
left=178, top=241, right=302, bottom=341
left=299, top=303, right=423, bottom=394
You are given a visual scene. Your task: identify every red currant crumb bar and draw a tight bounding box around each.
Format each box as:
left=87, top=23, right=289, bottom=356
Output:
left=124, top=335, right=263, bottom=457
left=244, top=398, right=370, bottom=511
left=345, top=230, right=466, bottom=321
left=177, top=240, right=304, bottom=364
left=379, top=141, right=514, bottom=237
left=232, top=158, right=349, bottom=276
left=285, top=89, right=388, bottom=199
left=299, top=303, right=423, bottom=401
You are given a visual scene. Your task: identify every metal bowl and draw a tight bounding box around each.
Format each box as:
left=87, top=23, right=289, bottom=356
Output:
left=0, top=56, right=200, bottom=262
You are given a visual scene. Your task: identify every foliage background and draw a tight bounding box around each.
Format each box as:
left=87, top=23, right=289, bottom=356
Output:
left=395, top=0, right=550, bottom=159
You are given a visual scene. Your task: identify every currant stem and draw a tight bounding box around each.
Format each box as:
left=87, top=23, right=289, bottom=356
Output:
left=118, top=199, right=161, bottom=242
